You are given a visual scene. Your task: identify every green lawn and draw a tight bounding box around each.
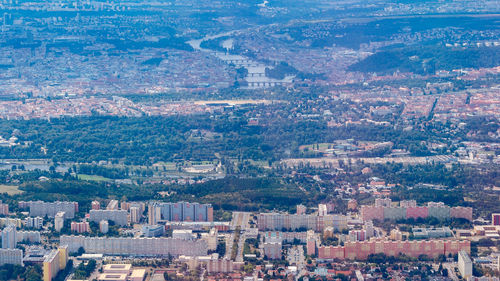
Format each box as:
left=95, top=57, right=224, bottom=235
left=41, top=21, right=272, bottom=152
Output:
left=0, top=184, right=23, bottom=195
left=77, top=174, right=111, bottom=182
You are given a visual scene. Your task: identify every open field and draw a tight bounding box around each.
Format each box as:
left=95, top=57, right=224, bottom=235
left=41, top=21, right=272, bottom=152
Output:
left=0, top=184, right=23, bottom=195
left=77, top=174, right=111, bottom=182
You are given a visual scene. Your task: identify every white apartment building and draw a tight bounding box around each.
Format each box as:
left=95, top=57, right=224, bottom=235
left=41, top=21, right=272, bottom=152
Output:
left=60, top=235, right=208, bottom=257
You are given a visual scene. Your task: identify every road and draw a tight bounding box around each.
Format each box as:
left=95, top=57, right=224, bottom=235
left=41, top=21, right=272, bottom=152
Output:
left=443, top=263, right=459, bottom=281
left=231, top=212, right=251, bottom=230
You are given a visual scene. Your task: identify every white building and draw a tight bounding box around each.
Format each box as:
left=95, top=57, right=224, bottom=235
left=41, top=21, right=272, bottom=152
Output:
left=20, top=201, right=77, bottom=218
left=172, top=229, right=194, bottom=240
left=89, top=210, right=128, bottom=226
left=54, top=211, right=65, bottom=232
left=106, top=200, right=119, bottom=210
left=99, top=220, right=109, bottom=234
left=129, top=207, right=141, bottom=224
left=60, top=235, right=208, bottom=257
left=1, top=225, right=17, bottom=249
left=25, top=217, right=43, bottom=229
left=17, top=231, right=41, bottom=244
left=458, top=250, right=473, bottom=280
left=0, top=249, right=23, bottom=265
left=263, top=241, right=282, bottom=259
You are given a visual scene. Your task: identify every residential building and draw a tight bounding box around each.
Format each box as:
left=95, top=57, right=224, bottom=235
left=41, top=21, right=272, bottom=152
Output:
left=91, top=201, right=101, bottom=210
left=0, top=248, right=23, bottom=266
left=60, top=235, right=208, bottom=257
left=54, top=212, right=65, bottom=232
left=25, top=217, right=43, bottom=229
left=296, top=204, right=306, bottom=215
left=458, top=250, right=473, bottom=280
left=318, top=240, right=470, bottom=260
left=71, top=221, right=90, bottom=233
left=263, top=241, right=282, bottom=260
left=99, top=220, right=109, bottom=234
left=147, top=202, right=213, bottom=224
left=43, top=246, right=68, bottom=281
left=0, top=201, right=9, bottom=215
left=492, top=213, right=500, bottom=226
left=20, top=201, right=77, bottom=219
left=129, top=206, right=141, bottom=224
left=1, top=225, right=16, bottom=249
left=89, top=210, right=127, bottom=226
left=106, top=200, right=119, bottom=210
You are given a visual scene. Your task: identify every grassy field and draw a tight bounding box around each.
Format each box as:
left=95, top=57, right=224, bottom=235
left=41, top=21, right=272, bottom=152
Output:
left=0, top=184, right=23, bottom=195
left=77, top=174, right=111, bottom=182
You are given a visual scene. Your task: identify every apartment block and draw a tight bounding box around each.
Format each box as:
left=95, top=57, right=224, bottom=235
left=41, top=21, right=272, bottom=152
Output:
left=318, top=239, right=470, bottom=260
left=43, top=246, right=68, bottom=281
left=257, top=213, right=348, bottom=232
left=207, top=259, right=234, bottom=273
left=263, top=241, right=282, bottom=259
left=458, top=250, right=473, bottom=279
left=89, top=210, right=128, bottom=226
left=60, top=235, right=208, bottom=257
left=129, top=207, right=141, bottom=224
left=20, top=201, right=78, bottom=219
left=71, top=221, right=90, bottom=233
left=54, top=212, right=65, bottom=232
left=360, top=202, right=473, bottom=221
left=25, top=217, right=43, bottom=229
left=91, top=201, right=101, bottom=210
left=492, top=213, right=500, bottom=226
left=0, top=248, right=23, bottom=266
left=1, top=225, right=16, bottom=249
left=16, top=231, right=41, bottom=244
left=0, top=201, right=9, bottom=215
left=148, top=202, right=213, bottom=224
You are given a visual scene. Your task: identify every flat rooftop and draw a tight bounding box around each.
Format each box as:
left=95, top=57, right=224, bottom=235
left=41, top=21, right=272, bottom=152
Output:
left=102, top=263, right=132, bottom=272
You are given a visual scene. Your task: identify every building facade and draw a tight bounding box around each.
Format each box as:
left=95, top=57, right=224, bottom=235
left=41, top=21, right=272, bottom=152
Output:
left=317, top=239, right=470, bottom=260
left=60, top=235, right=208, bottom=257
left=19, top=201, right=77, bottom=219
left=148, top=202, right=213, bottom=224
left=89, top=210, right=128, bottom=226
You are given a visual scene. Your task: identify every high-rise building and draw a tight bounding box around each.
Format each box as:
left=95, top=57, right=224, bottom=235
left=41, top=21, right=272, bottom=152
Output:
left=296, top=204, right=306, bottom=215
left=148, top=202, right=213, bottom=224
left=16, top=231, right=41, bottom=244
left=129, top=207, right=141, bottom=224
left=257, top=213, right=348, bottom=232
left=71, top=221, right=90, bottom=233
left=458, top=250, right=472, bottom=280
left=19, top=201, right=78, bottom=219
left=43, top=246, right=68, bottom=281
left=263, top=241, right=282, bottom=259
left=89, top=210, right=127, bottom=226
left=207, top=259, right=234, bottom=273
left=1, top=224, right=16, bottom=249
left=317, top=240, right=470, bottom=260
left=318, top=204, right=328, bottom=216
left=91, top=201, right=101, bottom=210
left=0, top=249, right=23, bottom=266
left=0, top=200, right=9, bottom=215
left=106, top=200, right=119, bottom=210
left=25, top=217, right=43, bottom=229
left=99, top=220, right=109, bottom=234
left=60, top=235, right=208, bottom=257
left=54, top=212, right=65, bottom=232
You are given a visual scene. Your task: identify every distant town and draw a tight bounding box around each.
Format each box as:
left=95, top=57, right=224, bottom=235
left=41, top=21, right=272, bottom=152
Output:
left=1, top=198, right=498, bottom=280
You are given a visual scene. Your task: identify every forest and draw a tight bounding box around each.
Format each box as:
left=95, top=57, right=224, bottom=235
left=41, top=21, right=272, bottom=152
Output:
left=348, top=45, right=500, bottom=75
left=0, top=113, right=449, bottom=165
